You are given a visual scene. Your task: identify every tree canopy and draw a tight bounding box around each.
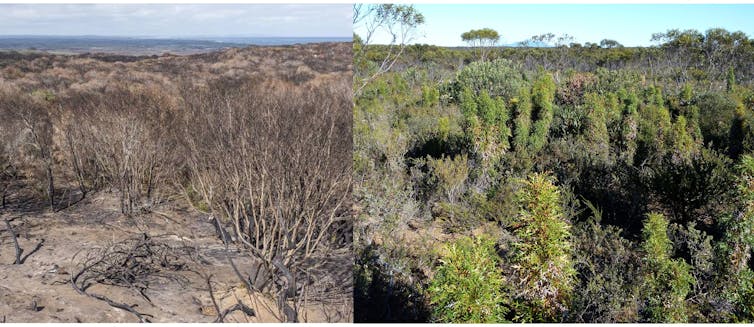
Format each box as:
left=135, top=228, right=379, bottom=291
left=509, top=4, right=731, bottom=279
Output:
left=461, top=28, right=500, bottom=61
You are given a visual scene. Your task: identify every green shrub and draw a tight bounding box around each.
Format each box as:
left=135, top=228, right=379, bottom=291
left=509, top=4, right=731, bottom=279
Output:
left=570, top=202, right=641, bottom=322
left=637, top=100, right=672, bottom=162
left=428, top=236, right=509, bottom=323
left=697, top=92, right=738, bottom=150
left=421, top=83, right=440, bottom=107
left=649, top=147, right=734, bottom=225
left=670, top=115, right=698, bottom=163
left=510, top=173, right=575, bottom=322
left=727, top=66, right=736, bottom=93
left=730, top=269, right=754, bottom=322
left=512, top=87, right=532, bottom=153
left=584, top=92, right=610, bottom=163
left=617, top=89, right=639, bottom=164
left=640, top=212, right=694, bottom=323
left=529, top=73, right=556, bottom=153
left=728, top=101, right=748, bottom=159
left=454, top=58, right=525, bottom=101
left=428, top=154, right=469, bottom=203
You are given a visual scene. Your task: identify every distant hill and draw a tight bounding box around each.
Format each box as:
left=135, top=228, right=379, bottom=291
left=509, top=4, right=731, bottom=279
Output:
left=0, top=35, right=352, bottom=55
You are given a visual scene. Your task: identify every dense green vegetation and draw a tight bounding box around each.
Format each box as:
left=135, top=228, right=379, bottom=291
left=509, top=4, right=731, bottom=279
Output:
left=354, top=24, right=754, bottom=322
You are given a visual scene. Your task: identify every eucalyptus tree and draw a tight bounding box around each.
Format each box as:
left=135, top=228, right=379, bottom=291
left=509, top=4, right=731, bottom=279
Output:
left=461, top=28, right=500, bottom=62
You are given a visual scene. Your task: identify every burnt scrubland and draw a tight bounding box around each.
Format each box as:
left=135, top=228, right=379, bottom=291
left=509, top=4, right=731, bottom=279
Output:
left=354, top=22, right=754, bottom=323
left=0, top=42, right=352, bottom=322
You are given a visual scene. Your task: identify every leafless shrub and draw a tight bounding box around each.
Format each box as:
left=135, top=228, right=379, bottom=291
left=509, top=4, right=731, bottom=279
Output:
left=63, top=87, right=179, bottom=215
left=0, top=90, right=56, bottom=210
left=180, top=76, right=352, bottom=321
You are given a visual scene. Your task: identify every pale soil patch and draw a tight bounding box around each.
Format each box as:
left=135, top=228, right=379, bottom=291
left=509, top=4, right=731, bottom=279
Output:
left=0, top=192, right=351, bottom=323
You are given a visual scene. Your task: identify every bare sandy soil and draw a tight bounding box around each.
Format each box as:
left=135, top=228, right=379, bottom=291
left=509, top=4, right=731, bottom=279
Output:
left=0, top=191, right=352, bottom=323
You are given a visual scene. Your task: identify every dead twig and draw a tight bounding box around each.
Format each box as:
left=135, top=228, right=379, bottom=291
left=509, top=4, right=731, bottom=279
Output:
left=214, top=303, right=255, bottom=323
left=3, top=218, right=22, bottom=264
left=19, top=238, right=44, bottom=264
left=205, top=274, right=224, bottom=322
left=200, top=271, right=255, bottom=323
left=70, top=233, right=189, bottom=323
left=71, top=263, right=153, bottom=323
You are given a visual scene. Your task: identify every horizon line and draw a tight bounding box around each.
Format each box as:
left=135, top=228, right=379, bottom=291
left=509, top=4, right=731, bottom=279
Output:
left=0, top=34, right=353, bottom=39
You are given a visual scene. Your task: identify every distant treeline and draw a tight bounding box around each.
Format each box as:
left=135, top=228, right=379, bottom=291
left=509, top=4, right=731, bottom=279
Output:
left=360, top=28, right=754, bottom=89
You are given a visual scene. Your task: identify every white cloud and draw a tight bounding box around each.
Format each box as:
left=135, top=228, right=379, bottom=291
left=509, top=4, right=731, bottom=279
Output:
left=0, top=4, right=352, bottom=37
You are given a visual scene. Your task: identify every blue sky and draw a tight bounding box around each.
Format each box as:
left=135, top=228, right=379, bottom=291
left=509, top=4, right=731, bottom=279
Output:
left=356, top=4, right=754, bottom=47
left=0, top=4, right=352, bottom=37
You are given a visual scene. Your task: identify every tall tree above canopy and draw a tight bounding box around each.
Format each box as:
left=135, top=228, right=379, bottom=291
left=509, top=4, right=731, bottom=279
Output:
left=599, top=39, right=623, bottom=49
left=461, top=28, right=500, bottom=61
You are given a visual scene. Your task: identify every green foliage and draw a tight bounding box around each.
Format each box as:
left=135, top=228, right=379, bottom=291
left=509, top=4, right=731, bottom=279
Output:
left=421, top=84, right=440, bottom=107
left=477, top=91, right=498, bottom=125
left=640, top=213, right=694, bottom=323
left=437, top=116, right=452, bottom=141
left=649, top=147, right=734, bottom=224
left=459, top=87, right=478, bottom=119
left=681, top=83, right=694, bottom=105
left=571, top=203, right=641, bottom=322
left=697, top=92, right=739, bottom=151
left=354, top=28, right=754, bottom=322
left=428, top=236, right=509, bottom=323
left=428, top=154, right=469, bottom=204
left=670, top=115, right=698, bottom=163
left=512, top=87, right=532, bottom=153
left=644, top=85, right=661, bottom=104
left=479, top=91, right=511, bottom=149
left=584, top=92, right=610, bottom=162
left=728, top=102, right=748, bottom=159
left=731, top=269, right=754, bottom=322
left=591, top=68, right=644, bottom=95
left=373, top=4, right=425, bottom=27
left=461, top=28, right=500, bottom=43
left=617, top=89, right=640, bottom=164
left=637, top=97, right=672, bottom=162
left=710, top=155, right=754, bottom=322
left=458, top=89, right=511, bottom=165
left=510, top=173, right=575, bottom=322
left=453, top=58, right=525, bottom=101
left=642, top=213, right=673, bottom=262
left=727, top=66, right=736, bottom=93
left=529, top=73, right=557, bottom=153
left=722, top=154, right=754, bottom=273
left=30, top=89, right=56, bottom=103
left=599, top=39, right=623, bottom=49
left=461, top=28, right=500, bottom=61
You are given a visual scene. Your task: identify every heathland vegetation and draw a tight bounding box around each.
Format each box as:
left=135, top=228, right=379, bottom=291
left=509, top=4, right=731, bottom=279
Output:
left=354, top=4, right=754, bottom=323
left=0, top=42, right=352, bottom=322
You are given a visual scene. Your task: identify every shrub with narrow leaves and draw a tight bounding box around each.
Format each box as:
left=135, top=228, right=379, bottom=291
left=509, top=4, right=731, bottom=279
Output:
left=510, top=173, right=575, bottom=322
left=640, top=212, right=694, bottom=323
left=428, top=236, right=509, bottom=323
